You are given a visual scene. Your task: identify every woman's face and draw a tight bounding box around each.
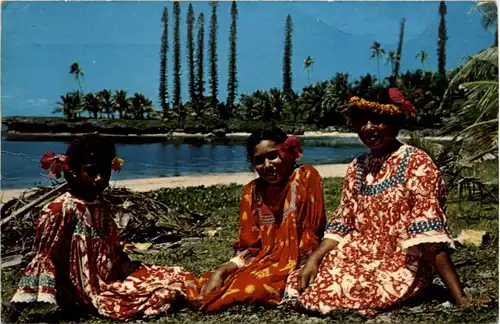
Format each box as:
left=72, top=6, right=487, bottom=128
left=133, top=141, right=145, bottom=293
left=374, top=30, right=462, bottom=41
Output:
left=353, top=112, right=399, bottom=150
left=252, top=140, right=293, bottom=184
left=75, top=161, right=112, bottom=199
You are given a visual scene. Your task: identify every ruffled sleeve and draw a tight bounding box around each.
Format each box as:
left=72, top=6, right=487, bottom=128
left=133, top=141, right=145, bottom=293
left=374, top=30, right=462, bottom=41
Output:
left=11, top=195, right=76, bottom=305
left=324, top=160, right=358, bottom=243
left=398, top=149, right=454, bottom=250
left=229, top=182, right=261, bottom=268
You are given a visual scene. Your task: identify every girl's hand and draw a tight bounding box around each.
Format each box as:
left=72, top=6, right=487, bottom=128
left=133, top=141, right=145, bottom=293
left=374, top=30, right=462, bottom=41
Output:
left=201, top=270, right=224, bottom=296
left=456, top=295, right=494, bottom=308
left=455, top=295, right=472, bottom=307
left=298, top=256, right=320, bottom=293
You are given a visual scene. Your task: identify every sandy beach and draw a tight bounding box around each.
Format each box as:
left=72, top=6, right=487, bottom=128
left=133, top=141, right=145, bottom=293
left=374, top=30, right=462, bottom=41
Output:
left=0, top=163, right=349, bottom=203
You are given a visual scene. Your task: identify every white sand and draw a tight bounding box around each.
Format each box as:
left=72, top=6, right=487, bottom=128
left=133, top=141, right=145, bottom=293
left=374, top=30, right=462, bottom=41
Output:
left=0, top=163, right=350, bottom=203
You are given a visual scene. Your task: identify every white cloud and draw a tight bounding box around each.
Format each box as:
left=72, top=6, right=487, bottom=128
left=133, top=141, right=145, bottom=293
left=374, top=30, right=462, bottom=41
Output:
left=23, top=98, right=49, bottom=106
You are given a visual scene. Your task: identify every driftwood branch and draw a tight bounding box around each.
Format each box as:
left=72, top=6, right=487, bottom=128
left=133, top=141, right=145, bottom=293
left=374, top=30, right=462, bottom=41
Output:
left=0, top=183, right=68, bottom=227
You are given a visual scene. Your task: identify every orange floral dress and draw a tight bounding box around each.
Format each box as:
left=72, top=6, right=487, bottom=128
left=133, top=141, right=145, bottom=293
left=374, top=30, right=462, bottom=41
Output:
left=195, top=165, right=327, bottom=311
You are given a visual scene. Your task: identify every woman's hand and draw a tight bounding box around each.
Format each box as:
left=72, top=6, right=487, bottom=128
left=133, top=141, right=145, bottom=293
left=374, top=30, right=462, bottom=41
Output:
left=201, top=269, right=225, bottom=296
left=298, top=256, right=320, bottom=293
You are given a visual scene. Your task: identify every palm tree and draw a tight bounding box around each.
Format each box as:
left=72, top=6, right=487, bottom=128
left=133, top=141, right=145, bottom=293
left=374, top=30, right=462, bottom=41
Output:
left=268, top=88, right=285, bottom=120
left=440, top=46, right=498, bottom=162
left=130, top=93, right=154, bottom=120
left=54, top=92, right=81, bottom=121
left=416, top=50, right=429, bottom=70
left=304, top=56, right=314, bottom=85
left=113, top=90, right=129, bottom=119
left=386, top=51, right=396, bottom=75
left=473, top=0, right=498, bottom=46
left=370, top=41, right=385, bottom=84
left=97, top=89, right=114, bottom=118
left=69, top=62, right=84, bottom=94
left=83, top=93, right=100, bottom=119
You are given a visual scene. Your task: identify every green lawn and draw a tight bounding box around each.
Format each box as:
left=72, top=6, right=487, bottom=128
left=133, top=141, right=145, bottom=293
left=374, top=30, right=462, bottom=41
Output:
left=2, top=178, right=498, bottom=323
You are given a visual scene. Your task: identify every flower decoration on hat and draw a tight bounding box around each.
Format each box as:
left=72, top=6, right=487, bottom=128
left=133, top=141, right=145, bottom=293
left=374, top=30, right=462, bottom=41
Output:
left=349, top=88, right=417, bottom=118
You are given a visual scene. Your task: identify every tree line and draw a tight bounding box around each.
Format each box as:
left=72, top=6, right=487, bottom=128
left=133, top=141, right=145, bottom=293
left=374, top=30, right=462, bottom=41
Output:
left=54, top=1, right=497, bottom=132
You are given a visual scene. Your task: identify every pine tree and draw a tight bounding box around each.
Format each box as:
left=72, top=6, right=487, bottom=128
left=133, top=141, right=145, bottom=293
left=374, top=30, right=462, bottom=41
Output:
left=392, top=18, right=406, bottom=85
left=283, top=15, right=293, bottom=98
left=173, top=1, right=182, bottom=114
left=226, top=0, right=238, bottom=117
left=209, top=1, right=219, bottom=113
left=187, top=4, right=196, bottom=105
left=159, top=7, right=169, bottom=116
left=195, top=13, right=205, bottom=116
left=437, top=1, right=448, bottom=75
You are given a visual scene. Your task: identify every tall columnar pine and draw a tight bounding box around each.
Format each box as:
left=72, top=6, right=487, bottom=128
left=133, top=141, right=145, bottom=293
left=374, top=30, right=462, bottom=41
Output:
left=173, top=1, right=182, bottom=115
left=209, top=1, right=219, bottom=114
left=195, top=13, right=205, bottom=116
left=187, top=4, right=196, bottom=106
left=283, top=15, right=293, bottom=99
left=226, top=0, right=238, bottom=116
left=392, top=17, right=406, bottom=85
left=159, top=7, right=169, bottom=116
left=437, top=1, right=448, bottom=76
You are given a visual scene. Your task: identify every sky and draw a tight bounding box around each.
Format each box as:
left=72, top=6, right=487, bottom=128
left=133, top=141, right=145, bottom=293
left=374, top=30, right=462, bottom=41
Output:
left=1, top=1, right=495, bottom=117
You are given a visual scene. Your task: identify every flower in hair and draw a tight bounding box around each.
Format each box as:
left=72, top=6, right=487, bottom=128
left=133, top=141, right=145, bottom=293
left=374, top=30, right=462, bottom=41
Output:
left=276, top=136, right=303, bottom=161
left=40, top=152, right=70, bottom=179
left=112, top=157, right=125, bottom=173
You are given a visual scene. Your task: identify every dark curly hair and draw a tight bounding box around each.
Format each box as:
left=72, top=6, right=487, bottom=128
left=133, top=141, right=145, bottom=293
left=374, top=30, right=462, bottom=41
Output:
left=245, top=127, right=288, bottom=163
left=64, top=134, right=116, bottom=182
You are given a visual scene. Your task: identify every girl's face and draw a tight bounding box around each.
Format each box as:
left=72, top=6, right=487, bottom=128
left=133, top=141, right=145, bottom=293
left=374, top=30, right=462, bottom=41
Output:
left=252, top=140, right=293, bottom=184
left=353, top=112, right=399, bottom=150
left=75, top=161, right=112, bottom=199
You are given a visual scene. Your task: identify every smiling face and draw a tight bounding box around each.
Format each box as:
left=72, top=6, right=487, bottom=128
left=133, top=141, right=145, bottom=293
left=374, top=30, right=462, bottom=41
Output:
left=352, top=110, right=400, bottom=151
left=252, top=140, right=293, bottom=184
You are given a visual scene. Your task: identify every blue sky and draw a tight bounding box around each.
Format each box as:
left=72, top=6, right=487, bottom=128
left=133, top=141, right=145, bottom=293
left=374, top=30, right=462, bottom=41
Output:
left=1, top=1, right=495, bottom=117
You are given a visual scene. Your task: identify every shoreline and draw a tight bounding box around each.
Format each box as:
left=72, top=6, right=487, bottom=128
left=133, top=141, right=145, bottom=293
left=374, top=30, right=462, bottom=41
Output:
left=0, top=163, right=350, bottom=203
left=2, top=131, right=454, bottom=143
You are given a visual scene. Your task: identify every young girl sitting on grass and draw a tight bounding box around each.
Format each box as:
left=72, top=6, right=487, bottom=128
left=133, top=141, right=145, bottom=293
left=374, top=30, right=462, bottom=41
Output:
left=192, top=127, right=327, bottom=311
left=8, top=134, right=199, bottom=321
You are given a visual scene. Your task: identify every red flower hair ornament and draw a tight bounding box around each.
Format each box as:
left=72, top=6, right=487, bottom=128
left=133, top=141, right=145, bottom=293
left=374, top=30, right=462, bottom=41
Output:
left=276, top=136, right=303, bottom=161
left=40, top=152, right=124, bottom=179
left=388, top=88, right=417, bottom=118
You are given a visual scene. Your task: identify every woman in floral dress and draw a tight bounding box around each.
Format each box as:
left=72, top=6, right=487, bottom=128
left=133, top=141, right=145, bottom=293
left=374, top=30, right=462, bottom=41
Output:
left=9, top=134, right=199, bottom=321
left=295, top=88, right=469, bottom=315
left=195, top=127, right=327, bottom=311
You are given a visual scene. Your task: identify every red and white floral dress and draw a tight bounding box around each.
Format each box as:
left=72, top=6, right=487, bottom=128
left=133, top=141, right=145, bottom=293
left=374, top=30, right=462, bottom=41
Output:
left=297, top=145, right=455, bottom=315
left=10, top=192, right=199, bottom=320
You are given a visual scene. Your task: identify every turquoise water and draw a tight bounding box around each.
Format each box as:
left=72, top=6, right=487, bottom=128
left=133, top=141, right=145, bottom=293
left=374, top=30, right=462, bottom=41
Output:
left=1, top=138, right=367, bottom=189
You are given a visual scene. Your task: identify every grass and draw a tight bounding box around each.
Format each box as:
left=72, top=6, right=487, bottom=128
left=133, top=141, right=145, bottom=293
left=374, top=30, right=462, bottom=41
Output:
left=1, top=178, right=498, bottom=323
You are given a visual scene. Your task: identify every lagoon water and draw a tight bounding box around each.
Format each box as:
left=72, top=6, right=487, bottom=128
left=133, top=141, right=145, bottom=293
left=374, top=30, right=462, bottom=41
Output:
left=1, top=137, right=368, bottom=190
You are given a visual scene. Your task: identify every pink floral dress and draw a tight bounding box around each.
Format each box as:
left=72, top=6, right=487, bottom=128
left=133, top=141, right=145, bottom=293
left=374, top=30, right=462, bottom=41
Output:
left=296, top=145, right=455, bottom=315
left=10, top=192, right=199, bottom=320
